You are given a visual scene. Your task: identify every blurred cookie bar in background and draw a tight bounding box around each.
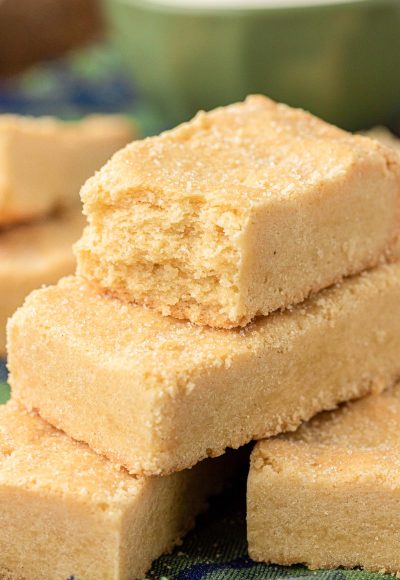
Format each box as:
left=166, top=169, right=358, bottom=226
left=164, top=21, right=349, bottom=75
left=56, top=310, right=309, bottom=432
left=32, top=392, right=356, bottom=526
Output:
left=0, top=114, right=134, bottom=225
left=0, top=112, right=135, bottom=357
left=366, top=126, right=400, bottom=155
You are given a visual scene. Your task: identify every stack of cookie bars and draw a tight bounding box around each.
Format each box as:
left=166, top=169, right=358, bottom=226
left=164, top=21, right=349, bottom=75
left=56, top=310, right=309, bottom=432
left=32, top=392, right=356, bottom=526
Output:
left=4, top=95, right=400, bottom=578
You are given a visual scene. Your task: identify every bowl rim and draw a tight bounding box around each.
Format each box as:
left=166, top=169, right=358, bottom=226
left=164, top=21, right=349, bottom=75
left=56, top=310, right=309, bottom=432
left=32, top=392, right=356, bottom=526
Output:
left=108, top=0, right=396, bottom=16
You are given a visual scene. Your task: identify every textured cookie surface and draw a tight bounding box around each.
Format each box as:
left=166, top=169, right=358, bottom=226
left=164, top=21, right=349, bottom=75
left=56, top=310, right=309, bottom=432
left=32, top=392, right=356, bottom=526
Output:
left=76, top=95, right=400, bottom=327
left=0, top=401, right=227, bottom=580
left=248, top=383, right=400, bottom=573
left=8, top=261, right=400, bottom=475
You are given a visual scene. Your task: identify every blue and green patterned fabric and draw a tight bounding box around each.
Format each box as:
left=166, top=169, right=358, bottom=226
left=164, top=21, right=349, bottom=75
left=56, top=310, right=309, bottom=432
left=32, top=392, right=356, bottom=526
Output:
left=0, top=361, right=9, bottom=404
left=0, top=42, right=164, bottom=136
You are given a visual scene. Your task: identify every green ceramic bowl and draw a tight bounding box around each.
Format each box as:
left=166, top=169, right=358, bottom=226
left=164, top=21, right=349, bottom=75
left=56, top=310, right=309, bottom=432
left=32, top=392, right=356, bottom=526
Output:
left=103, top=0, right=400, bottom=130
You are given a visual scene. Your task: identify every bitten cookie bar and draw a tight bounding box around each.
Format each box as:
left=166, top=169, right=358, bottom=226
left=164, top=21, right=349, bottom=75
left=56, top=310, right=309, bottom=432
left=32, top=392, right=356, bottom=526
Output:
left=0, top=114, right=134, bottom=225
left=0, top=401, right=229, bottom=580
left=8, top=261, right=400, bottom=476
left=0, top=208, right=85, bottom=356
left=76, top=95, right=400, bottom=328
left=247, top=383, right=400, bottom=573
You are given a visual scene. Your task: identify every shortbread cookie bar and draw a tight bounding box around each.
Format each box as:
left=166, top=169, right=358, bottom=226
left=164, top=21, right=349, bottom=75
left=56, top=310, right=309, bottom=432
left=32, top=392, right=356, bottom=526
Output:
left=76, top=95, right=400, bottom=328
left=0, top=401, right=229, bottom=580
left=0, top=114, right=134, bottom=225
left=247, top=383, right=400, bottom=573
left=366, top=126, right=400, bottom=154
left=0, top=208, right=85, bottom=356
left=367, top=129, right=400, bottom=259
left=8, top=261, right=400, bottom=476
